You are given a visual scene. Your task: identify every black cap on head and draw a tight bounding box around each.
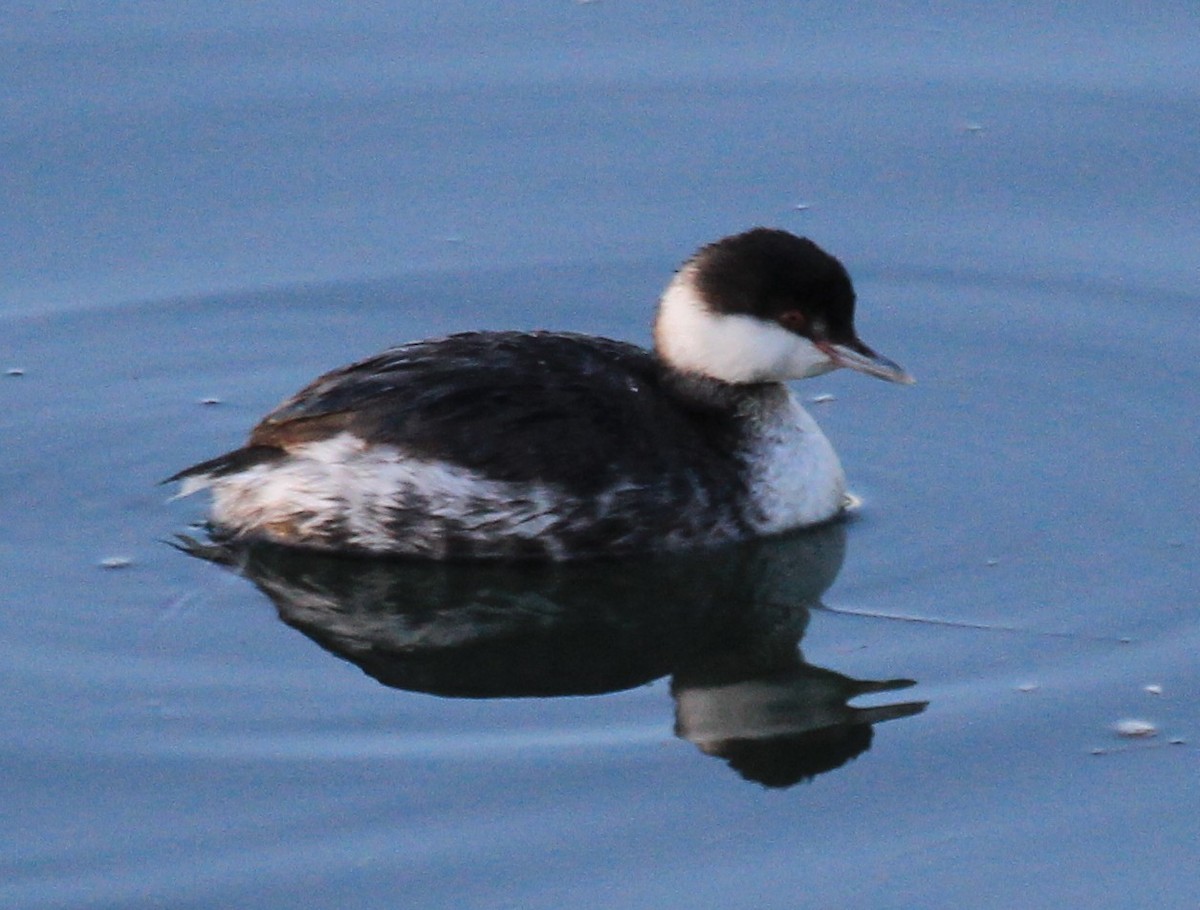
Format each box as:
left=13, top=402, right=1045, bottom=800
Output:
left=689, top=228, right=858, bottom=344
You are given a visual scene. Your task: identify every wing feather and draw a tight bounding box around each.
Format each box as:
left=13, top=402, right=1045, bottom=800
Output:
left=249, top=332, right=745, bottom=494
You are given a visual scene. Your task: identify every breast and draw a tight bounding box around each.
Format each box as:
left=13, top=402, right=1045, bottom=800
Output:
left=742, top=389, right=846, bottom=534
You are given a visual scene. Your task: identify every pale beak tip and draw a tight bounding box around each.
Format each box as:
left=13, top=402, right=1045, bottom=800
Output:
left=823, top=341, right=915, bottom=386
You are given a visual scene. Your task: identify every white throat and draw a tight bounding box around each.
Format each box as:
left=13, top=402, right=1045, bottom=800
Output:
left=653, top=267, right=836, bottom=383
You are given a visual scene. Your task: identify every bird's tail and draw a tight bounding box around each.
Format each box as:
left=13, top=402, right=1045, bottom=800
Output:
left=163, top=445, right=285, bottom=496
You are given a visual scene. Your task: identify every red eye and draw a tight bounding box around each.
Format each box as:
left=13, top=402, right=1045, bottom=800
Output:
left=779, top=310, right=807, bottom=332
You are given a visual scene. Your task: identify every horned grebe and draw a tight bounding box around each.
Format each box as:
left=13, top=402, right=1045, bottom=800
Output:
left=168, top=228, right=912, bottom=560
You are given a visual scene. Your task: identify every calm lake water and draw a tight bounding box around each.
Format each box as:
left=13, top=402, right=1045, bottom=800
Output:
left=3, top=3, right=1198, bottom=908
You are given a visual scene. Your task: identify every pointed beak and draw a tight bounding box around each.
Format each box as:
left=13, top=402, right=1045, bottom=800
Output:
left=820, top=339, right=915, bottom=385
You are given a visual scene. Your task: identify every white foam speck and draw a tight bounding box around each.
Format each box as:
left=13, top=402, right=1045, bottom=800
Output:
left=1113, top=718, right=1157, bottom=738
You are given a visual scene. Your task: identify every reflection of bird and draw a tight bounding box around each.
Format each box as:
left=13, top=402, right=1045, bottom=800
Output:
left=169, top=229, right=911, bottom=560
left=673, top=662, right=923, bottom=789
left=177, top=522, right=925, bottom=788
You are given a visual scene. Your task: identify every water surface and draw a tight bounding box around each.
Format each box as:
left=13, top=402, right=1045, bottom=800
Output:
left=3, top=3, right=1198, bottom=908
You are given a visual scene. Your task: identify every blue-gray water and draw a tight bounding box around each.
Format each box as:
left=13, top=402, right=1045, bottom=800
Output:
left=3, top=3, right=1198, bottom=908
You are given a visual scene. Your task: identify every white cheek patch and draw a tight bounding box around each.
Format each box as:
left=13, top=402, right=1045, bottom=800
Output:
left=654, top=271, right=835, bottom=382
